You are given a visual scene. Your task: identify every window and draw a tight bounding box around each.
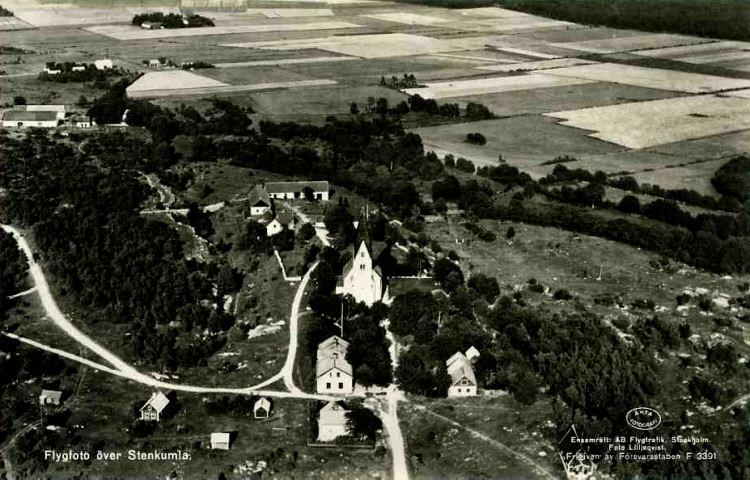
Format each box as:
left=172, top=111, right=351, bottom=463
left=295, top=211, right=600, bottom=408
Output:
left=339, top=383, right=343, bottom=389
left=336, top=372, right=340, bottom=378
left=326, top=383, right=331, bottom=389
left=361, top=252, right=365, bottom=258
left=461, top=378, right=469, bottom=385
left=360, top=264, right=365, bottom=270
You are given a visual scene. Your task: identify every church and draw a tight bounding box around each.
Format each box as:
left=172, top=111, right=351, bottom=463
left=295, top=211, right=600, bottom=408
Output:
left=335, top=214, right=389, bottom=306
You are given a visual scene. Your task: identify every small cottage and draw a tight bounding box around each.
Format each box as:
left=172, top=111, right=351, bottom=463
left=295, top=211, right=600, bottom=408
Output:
left=139, top=391, right=170, bottom=422
left=253, top=397, right=272, bottom=419
left=446, top=349, right=478, bottom=398
left=247, top=185, right=272, bottom=216
left=211, top=432, right=231, bottom=450
left=266, top=211, right=295, bottom=236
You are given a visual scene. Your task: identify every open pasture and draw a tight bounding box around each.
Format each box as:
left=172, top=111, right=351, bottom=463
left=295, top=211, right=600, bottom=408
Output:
left=650, top=129, right=750, bottom=160
left=457, top=17, right=581, bottom=35
left=85, top=21, right=361, bottom=40
left=550, top=149, right=698, bottom=176
left=626, top=158, right=729, bottom=196
left=127, top=78, right=337, bottom=99
left=411, top=115, right=624, bottom=173
left=544, top=62, right=750, bottom=93
left=546, top=94, right=750, bottom=149
left=458, top=7, right=535, bottom=18
left=547, top=33, right=710, bottom=55
left=215, top=56, right=356, bottom=68
left=0, top=16, right=34, bottom=30
left=631, top=40, right=750, bottom=59
left=403, top=73, right=594, bottom=99
left=452, top=82, right=685, bottom=118
left=127, top=70, right=227, bottom=93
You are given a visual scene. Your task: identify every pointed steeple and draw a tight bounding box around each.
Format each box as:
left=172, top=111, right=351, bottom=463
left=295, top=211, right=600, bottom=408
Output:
left=355, top=206, right=371, bottom=254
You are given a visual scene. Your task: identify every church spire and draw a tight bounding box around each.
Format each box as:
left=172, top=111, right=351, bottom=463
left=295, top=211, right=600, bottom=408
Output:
left=355, top=205, right=372, bottom=253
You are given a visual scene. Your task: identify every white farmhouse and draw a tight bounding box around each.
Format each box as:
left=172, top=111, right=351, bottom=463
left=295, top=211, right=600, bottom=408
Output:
left=253, top=397, right=272, bottom=419
left=446, top=349, right=478, bottom=398
left=316, top=336, right=354, bottom=395
left=266, top=211, right=295, bottom=237
left=2, top=111, right=59, bottom=128
left=317, top=401, right=349, bottom=442
left=247, top=184, right=272, bottom=216
left=95, top=59, right=114, bottom=70
left=266, top=181, right=329, bottom=202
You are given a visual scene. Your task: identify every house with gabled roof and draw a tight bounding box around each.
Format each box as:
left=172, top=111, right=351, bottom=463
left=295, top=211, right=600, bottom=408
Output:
left=140, top=391, right=171, bottom=421
left=266, top=181, right=329, bottom=202
left=266, top=210, right=295, bottom=236
left=211, top=432, right=231, bottom=450
left=316, top=335, right=353, bottom=395
left=248, top=184, right=272, bottom=216
left=335, top=213, right=389, bottom=306
left=446, top=349, right=478, bottom=397
left=254, top=397, right=272, bottom=419
left=317, top=401, right=349, bottom=442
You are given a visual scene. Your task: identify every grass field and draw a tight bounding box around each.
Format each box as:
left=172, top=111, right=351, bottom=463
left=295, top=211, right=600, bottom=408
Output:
left=649, top=129, right=750, bottom=160
left=547, top=33, right=710, bottom=55
left=404, top=72, right=594, bottom=99
left=412, top=115, right=624, bottom=174
left=545, top=94, right=750, bottom=149
left=199, top=64, right=314, bottom=85
left=626, top=157, right=729, bottom=196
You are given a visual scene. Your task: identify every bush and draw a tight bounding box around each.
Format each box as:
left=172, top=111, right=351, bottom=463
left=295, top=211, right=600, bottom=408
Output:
left=465, top=133, right=487, bottom=145
left=553, top=289, right=572, bottom=300
left=455, top=157, right=476, bottom=174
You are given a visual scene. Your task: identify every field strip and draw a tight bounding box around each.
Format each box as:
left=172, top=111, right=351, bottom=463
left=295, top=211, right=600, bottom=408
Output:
left=428, top=53, right=511, bottom=64
left=127, top=71, right=228, bottom=94
left=631, top=41, right=750, bottom=58
left=362, top=12, right=450, bottom=26
left=547, top=33, right=711, bottom=55
left=677, top=50, right=750, bottom=65
left=459, top=7, right=535, bottom=18
left=215, top=56, right=358, bottom=68
left=84, top=21, right=362, bottom=40
left=403, top=73, right=594, bottom=99
left=476, top=57, right=595, bottom=72
left=467, top=19, right=580, bottom=34
left=127, top=79, right=338, bottom=99
left=544, top=94, right=750, bottom=149
left=487, top=46, right=559, bottom=60
left=721, top=89, right=750, bottom=99
left=543, top=62, right=750, bottom=93
left=246, top=8, right=333, bottom=17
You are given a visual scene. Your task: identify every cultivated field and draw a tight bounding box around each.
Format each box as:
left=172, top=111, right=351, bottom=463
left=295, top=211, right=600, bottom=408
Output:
left=544, top=62, right=750, bottom=93
left=627, top=158, right=729, bottom=195
left=476, top=57, right=596, bottom=73
left=245, top=8, right=334, bottom=18
left=362, top=12, right=450, bottom=26
left=650, top=129, right=750, bottom=160
left=127, top=70, right=228, bottom=93
left=547, top=33, right=711, bottom=54
left=545, top=94, right=750, bottom=149
left=199, top=64, right=313, bottom=85
left=214, top=56, right=356, bottom=68
left=454, top=82, right=685, bottom=120
left=0, top=16, right=34, bottom=30
left=404, top=72, right=594, bottom=99
left=85, top=21, right=362, bottom=40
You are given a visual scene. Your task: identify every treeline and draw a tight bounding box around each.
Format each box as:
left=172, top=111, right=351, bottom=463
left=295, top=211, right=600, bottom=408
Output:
left=0, top=229, right=29, bottom=310
left=542, top=161, right=744, bottom=212
left=496, top=0, right=750, bottom=41
left=349, top=95, right=493, bottom=122
left=38, top=62, right=122, bottom=83
left=0, top=131, right=231, bottom=371
left=131, top=12, right=214, bottom=28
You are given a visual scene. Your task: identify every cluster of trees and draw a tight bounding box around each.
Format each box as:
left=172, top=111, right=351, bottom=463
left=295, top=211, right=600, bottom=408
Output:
left=496, top=0, right=750, bottom=41
left=0, top=229, right=29, bottom=305
left=711, top=154, right=750, bottom=202
left=131, top=12, right=214, bottom=28
left=0, top=131, right=232, bottom=371
left=0, top=5, right=13, bottom=16
left=464, top=132, right=486, bottom=145
left=348, top=95, right=493, bottom=123
left=380, top=73, right=418, bottom=89
left=38, top=62, right=122, bottom=83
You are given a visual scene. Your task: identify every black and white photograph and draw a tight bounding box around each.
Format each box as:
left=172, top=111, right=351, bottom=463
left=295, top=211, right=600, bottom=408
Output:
left=0, top=0, right=748, bottom=479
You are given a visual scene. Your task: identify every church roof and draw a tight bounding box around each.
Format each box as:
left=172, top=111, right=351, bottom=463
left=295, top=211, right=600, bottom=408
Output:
left=355, top=210, right=372, bottom=254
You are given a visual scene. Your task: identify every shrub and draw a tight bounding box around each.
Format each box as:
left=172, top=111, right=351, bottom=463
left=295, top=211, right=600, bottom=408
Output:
left=553, top=289, right=572, bottom=300
left=465, top=132, right=487, bottom=145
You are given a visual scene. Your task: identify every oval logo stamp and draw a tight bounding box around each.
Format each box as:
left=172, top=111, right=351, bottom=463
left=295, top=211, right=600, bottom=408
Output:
left=626, top=407, right=661, bottom=430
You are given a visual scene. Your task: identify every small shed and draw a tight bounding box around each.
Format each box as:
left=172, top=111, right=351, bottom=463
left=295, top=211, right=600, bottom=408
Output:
left=254, top=397, right=272, bottom=419
left=39, top=389, right=63, bottom=406
left=211, top=432, right=231, bottom=450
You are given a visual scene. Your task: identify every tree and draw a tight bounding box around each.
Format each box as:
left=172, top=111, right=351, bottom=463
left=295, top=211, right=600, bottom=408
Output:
left=297, top=222, right=315, bottom=242
left=375, top=97, right=389, bottom=115
left=350, top=102, right=359, bottom=115
left=13, top=96, right=26, bottom=106
left=467, top=274, right=500, bottom=303
left=617, top=195, right=641, bottom=214
left=506, top=226, right=515, bottom=240
left=346, top=405, right=381, bottom=441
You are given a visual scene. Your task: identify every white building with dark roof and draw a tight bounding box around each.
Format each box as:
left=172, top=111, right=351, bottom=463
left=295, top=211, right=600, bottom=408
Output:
left=266, top=181, right=329, bottom=202
left=254, top=397, right=272, bottom=418
left=446, top=349, right=478, bottom=398
left=2, top=110, right=60, bottom=128
left=39, top=389, right=63, bottom=406
left=247, top=184, right=272, bottom=216
left=316, top=335, right=353, bottom=395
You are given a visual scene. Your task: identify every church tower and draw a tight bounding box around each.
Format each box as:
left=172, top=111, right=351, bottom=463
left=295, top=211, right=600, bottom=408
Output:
left=335, top=210, right=385, bottom=306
